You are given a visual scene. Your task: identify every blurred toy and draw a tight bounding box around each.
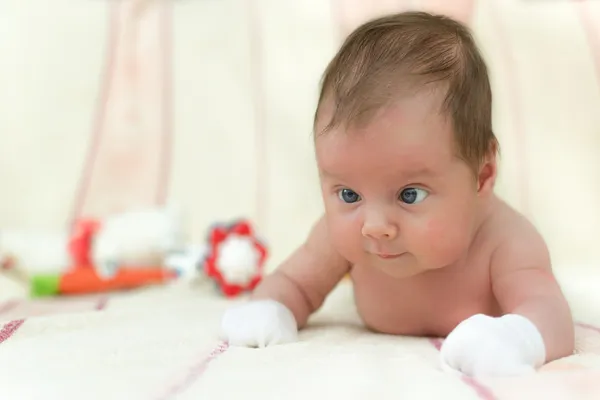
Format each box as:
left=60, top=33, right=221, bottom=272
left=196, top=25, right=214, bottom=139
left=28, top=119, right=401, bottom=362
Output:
left=203, top=219, right=268, bottom=297
left=87, top=206, right=185, bottom=274
left=0, top=206, right=186, bottom=296
left=68, top=218, right=102, bottom=267
left=164, top=244, right=207, bottom=279
left=0, top=206, right=184, bottom=275
left=1, top=209, right=269, bottom=298
left=0, top=229, right=72, bottom=275
left=30, top=266, right=178, bottom=297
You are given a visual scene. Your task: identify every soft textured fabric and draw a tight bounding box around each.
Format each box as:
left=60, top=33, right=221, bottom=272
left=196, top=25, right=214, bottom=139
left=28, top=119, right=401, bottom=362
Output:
left=1, top=1, right=600, bottom=398
left=0, top=267, right=598, bottom=399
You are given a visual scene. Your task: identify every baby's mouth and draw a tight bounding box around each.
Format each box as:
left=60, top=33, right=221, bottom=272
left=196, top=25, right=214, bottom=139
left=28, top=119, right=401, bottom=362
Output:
left=375, top=253, right=404, bottom=259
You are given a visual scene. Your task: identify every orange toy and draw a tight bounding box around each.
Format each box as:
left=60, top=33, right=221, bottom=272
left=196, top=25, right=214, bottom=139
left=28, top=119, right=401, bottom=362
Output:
left=30, top=266, right=178, bottom=297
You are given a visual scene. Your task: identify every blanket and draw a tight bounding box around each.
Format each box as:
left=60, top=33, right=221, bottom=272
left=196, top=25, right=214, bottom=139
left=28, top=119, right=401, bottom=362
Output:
left=0, top=267, right=598, bottom=400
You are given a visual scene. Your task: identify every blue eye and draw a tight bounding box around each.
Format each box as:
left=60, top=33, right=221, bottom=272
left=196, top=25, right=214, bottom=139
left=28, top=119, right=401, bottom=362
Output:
left=338, top=189, right=361, bottom=203
left=399, top=187, right=428, bottom=204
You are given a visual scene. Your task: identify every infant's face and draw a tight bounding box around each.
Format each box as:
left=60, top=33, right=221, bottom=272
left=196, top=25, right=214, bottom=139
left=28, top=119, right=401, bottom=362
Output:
left=315, top=95, right=483, bottom=278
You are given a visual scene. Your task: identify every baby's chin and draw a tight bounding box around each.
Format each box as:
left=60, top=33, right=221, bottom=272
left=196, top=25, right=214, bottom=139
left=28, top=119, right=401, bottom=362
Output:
left=376, top=265, right=423, bottom=279
left=367, top=253, right=452, bottom=279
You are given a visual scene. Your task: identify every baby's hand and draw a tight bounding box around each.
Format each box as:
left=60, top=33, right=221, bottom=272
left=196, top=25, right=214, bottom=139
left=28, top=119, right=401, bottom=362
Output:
left=221, top=300, right=298, bottom=347
left=440, top=314, right=546, bottom=377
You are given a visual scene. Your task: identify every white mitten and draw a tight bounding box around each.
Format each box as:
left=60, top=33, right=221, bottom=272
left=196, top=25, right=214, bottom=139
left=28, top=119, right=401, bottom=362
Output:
left=221, top=300, right=298, bottom=348
left=440, top=313, right=546, bottom=377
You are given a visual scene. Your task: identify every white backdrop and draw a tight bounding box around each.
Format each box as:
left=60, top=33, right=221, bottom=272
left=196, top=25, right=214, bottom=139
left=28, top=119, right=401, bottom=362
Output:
left=1, top=0, right=599, bottom=272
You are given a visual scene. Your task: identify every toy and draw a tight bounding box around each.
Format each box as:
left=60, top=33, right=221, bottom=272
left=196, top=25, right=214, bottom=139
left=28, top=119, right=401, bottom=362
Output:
left=164, top=244, right=207, bottom=279
left=30, top=266, right=178, bottom=297
left=0, top=207, right=185, bottom=296
left=69, top=218, right=102, bottom=267
left=203, top=219, right=268, bottom=297
left=88, top=206, right=185, bottom=273
left=0, top=209, right=269, bottom=298
left=0, top=206, right=183, bottom=276
left=0, top=229, right=72, bottom=274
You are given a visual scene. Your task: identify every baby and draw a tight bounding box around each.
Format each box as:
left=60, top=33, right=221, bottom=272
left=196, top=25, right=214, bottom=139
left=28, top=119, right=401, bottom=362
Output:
left=221, top=11, right=574, bottom=377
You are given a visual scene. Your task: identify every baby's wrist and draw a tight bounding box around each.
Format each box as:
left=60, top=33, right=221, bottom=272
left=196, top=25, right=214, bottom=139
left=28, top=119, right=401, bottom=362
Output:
left=499, top=313, right=546, bottom=367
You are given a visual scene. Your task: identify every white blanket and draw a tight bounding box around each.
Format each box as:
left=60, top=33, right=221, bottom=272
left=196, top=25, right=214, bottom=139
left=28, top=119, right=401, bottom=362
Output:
left=0, top=267, right=599, bottom=400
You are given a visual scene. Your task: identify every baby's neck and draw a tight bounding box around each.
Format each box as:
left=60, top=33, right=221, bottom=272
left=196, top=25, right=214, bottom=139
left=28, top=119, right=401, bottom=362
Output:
left=474, top=192, right=498, bottom=233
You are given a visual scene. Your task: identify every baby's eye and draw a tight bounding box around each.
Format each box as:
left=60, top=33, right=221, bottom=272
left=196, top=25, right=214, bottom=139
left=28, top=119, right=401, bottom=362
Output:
left=399, top=187, right=428, bottom=204
left=338, top=188, right=361, bottom=203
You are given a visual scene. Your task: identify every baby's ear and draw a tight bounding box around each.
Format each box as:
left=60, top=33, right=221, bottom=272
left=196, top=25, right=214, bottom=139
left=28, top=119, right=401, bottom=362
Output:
left=477, top=151, right=497, bottom=196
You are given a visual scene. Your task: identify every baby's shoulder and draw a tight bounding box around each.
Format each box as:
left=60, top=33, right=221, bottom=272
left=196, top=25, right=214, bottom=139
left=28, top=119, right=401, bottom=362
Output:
left=486, top=197, right=551, bottom=271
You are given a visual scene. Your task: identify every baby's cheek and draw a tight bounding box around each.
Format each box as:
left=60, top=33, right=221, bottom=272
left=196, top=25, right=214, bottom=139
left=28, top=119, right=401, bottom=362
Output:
left=421, top=220, right=446, bottom=251
left=421, top=216, right=469, bottom=264
left=423, top=218, right=445, bottom=242
left=326, top=215, right=361, bottom=259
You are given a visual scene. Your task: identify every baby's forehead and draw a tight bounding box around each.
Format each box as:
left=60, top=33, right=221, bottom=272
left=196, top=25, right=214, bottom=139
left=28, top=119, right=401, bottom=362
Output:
left=317, top=102, right=455, bottom=163
left=316, top=135, right=452, bottom=183
left=314, top=89, right=446, bottom=136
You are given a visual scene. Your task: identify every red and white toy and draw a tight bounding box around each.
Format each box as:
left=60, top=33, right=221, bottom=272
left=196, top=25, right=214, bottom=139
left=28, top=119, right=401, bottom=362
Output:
left=0, top=209, right=269, bottom=299
left=203, top=219, right=268, bottom=297
left=0, top=206, right=185, bottom=277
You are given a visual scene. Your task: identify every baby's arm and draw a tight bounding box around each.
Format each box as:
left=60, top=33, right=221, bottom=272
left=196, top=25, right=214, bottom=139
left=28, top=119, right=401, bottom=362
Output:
left=251, top=215, right=351, bottom=328
left=221, top=216, right=351, bottom=347
left=490, top=231, right=574, bottom=363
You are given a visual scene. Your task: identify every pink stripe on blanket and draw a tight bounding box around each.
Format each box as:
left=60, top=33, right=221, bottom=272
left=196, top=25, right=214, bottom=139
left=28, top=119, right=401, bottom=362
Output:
left=69, top=3, right=119, bottom=226
left=416, top=0, right=476, bottom=24
left=70, top=0, right=175, bottom=221
left=460, top=375, right=497, bottom=400
left=0, top=319, right=25, bottom=344
left=0, top=300, right=20, bottom=315
left=95, top=296, right=109, bottom=311
left=155, top=341, right=229, bottom=400
left=330, top=0, right=410, bottom=41
left=247, top=0, right=268, bottom=230
left=155, top=1, right=174, bottom=206
left=486, top=2, right=531, bottom=216
left=429, top=338, right=497, bottom=400
left=573, top=0, right=600, bottom=89
left=429, top=337, right=443, bottom=351
left=576, top=321, right=600, bottom=335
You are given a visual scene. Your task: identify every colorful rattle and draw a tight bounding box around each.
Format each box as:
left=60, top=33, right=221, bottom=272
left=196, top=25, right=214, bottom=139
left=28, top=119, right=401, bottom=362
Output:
left=203, top=219, right=268, bottom=297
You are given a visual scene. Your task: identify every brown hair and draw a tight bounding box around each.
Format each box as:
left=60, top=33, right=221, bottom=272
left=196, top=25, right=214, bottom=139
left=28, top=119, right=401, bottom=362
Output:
left=314, top=11, right=498, bottom=172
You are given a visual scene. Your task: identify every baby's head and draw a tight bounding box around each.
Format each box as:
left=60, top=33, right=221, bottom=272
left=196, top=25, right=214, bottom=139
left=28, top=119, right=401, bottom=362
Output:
left=313, top=12, right=498, bottom=277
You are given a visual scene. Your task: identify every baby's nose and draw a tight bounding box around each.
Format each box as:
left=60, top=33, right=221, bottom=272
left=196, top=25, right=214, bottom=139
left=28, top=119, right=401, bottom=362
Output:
left=361, top=212, right=398, bottom=240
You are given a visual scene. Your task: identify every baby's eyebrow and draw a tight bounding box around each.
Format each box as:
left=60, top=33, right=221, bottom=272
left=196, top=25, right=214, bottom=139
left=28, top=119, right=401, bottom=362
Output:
left=319, top=169, right=355, bottom=185
left=319, top=169, right=341, bottom=179
left=399, top=166, right=436, bottom=179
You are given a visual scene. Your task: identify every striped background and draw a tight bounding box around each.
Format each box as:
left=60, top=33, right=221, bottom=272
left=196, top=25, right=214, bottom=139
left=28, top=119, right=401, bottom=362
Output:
left=0, top=0, right=599, bottom=272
